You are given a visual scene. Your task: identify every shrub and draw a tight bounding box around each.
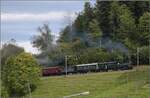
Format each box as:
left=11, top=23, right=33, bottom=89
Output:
left=2, top=52, right=41, bottom=97
left=1, top=85, right=9, bottom=98
left=139, top=46, right=149, bottom=65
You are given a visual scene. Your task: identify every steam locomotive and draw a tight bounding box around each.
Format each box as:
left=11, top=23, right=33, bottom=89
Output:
left=42, top=61, right=133, bottom=76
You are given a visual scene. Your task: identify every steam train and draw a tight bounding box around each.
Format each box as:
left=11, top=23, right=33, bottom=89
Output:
left=42, top=61, right=133, bottom=76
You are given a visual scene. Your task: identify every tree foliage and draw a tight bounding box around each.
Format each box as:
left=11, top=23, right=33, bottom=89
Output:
left=110, top=2, right=136, bottom=41
left=32, top=24, right=53, bottom=52
left=74, top=13, right=85, bottom=33
left=67, top=48, right=127, bottom=66
left=2, top=52, right=40, bottom=97
left=137, top=12, right=150, bottom=46
left=120, top=1, right=150, bottom=23
left=89, top=19, right=102, bottom=39
left=83, top=2, right=94, bottom=32
left=33, top=1, right=149, bottom=66
left=95, top=1, right=112, bottom=37
left=139, top=46, right=150, bottom=64
left=1, top=42, right=24, bottom=68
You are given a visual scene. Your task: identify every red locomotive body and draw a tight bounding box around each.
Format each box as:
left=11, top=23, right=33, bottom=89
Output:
left=42, top=67, right=62, bottom=76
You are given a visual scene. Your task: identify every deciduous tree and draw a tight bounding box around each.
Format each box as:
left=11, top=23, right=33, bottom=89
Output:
left=2, top=52, right=40, bottom=97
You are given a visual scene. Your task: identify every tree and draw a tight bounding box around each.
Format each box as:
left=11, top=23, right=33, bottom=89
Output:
left=70, top=48, right=112, bottom=64
left=139, top=46, right=150, bottom=65
left=1, top=85, right=9, bottom=98
left=2, top=52, right=40, bottom=97
left=118, top=4, right=136, bottom=41
left=95, top=1, right=112, bottom=37
left=110, top=50, right=127, bottom=62
left=32, top=24, right=53, bottom=52
left=109, top=2, right=136, bottom=41
left=137, top=12, right=150, bottom=46
left=71, top=38, right=86, bottom=54
left=83, top=2, right=94, bottom=32
left=58, top=26, right=71, bottom=43
left=74, top=13, right=85, bottom=33
left=1, top=41, right=24, bottom=68
left=120, top=1, right=150, bottom=23
left=50, top=1, right=150, bottom=67
left=89, top=19, right=102, bottom=39
left=124, top=38, right=138, bottom=51
left=109, top=2, right=120, bottom=38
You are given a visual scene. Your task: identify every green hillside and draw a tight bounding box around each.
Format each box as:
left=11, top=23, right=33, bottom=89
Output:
left=26, top=66, right=150, bottom=98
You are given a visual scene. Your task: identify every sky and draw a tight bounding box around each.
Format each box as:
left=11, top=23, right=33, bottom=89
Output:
left=1, top=1, right=95, bottom=54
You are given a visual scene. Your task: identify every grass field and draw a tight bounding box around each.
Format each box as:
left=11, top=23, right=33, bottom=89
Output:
left=26, top=66, right=150, bottom=98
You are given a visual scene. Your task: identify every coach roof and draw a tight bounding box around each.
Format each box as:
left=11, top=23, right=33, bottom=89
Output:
left=75, top=63, right=98, bottom=67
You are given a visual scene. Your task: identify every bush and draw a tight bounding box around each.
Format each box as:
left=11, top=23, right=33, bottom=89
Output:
left=2, top=52, right=41, bottom=97
left=130, top=46, right=149, bottom=65
left=139, top=46, right=149, bottom=65
left=1, top=43, right=24, bottom=70
left=1, top=85, right=9, bottom=98
left=68, top=48, right=113, bottom=65
left=110, top=50, right=128, bottom=63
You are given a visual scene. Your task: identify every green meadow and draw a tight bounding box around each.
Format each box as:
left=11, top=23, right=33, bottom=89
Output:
left=25, top=66, right=150, bottom=98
